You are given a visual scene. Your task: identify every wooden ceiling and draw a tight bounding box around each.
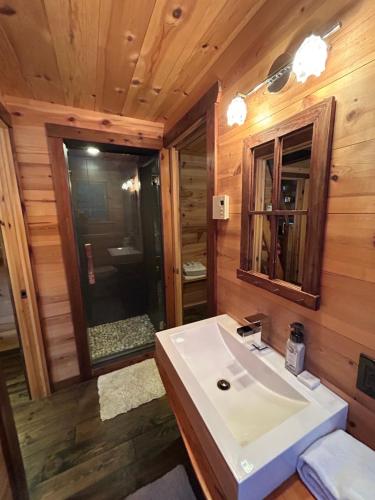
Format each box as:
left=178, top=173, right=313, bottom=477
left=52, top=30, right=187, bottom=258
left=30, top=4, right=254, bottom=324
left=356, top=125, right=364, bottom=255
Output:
left=0, top=0, right=265, bottom=123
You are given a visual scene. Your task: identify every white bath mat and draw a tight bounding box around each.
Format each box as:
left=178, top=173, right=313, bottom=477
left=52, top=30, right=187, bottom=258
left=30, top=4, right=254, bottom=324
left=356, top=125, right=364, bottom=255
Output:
left=98, top=358, right=165, bottom=421
left=126, top=465, right=196, bottom=500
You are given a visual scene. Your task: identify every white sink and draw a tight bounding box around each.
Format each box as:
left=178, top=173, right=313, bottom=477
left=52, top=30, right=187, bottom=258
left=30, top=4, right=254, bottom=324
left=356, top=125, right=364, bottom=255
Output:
left=156, top=314, right=348, bottom=499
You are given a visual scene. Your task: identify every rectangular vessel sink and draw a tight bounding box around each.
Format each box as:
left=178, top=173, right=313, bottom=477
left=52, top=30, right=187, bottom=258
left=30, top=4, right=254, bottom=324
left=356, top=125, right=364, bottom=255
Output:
left=156, top=314, right=348, bottom=499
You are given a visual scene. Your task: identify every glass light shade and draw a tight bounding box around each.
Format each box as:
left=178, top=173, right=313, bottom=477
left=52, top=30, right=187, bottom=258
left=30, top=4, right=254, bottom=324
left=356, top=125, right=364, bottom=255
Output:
left=292, top=34, right=328, bottom=83
left=86, top=146, right=100, bottom=156
left=227, top=95, right=247, bottom=126
left=121, top=179, right=133, bottom=191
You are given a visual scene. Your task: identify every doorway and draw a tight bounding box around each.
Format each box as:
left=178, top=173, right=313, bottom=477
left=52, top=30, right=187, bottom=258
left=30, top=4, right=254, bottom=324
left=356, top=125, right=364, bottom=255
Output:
left=178, top=123, right=208, bottom=324
left=63, top=141, right=166, bottom=367
left=0, top=232, right=29, bottom=405
left=164, top=82, right=220, bottom=326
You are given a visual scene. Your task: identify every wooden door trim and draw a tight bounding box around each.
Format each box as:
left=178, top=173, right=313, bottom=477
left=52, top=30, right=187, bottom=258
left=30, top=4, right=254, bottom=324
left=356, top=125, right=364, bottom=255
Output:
left=0, top=118, right=50, bottom=399
left=170, top=148, right=183, bottom=325
left=47, top=136, right=92, bottom=381
left=159, top=149, right=176, bottom=327
left=163, top=82, right=221, bottom=148
left=164, top=82, right=221, bottom=321
left=0, top=364, right=28, bottom=499
left=206, top=101, right=219, bottom=317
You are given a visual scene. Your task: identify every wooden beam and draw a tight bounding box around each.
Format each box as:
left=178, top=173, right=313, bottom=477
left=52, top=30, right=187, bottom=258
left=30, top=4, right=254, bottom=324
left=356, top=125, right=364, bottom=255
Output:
left=45, top=123, right=161, bottom=151
left=164, top=82, right=221, bottom=147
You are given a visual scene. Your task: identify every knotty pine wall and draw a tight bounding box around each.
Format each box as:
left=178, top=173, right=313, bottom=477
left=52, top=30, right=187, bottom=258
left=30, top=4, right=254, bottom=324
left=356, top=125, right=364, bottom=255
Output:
left=4, top=97, right=163, bottom=385
left=213, top=0, right=375, bottom=447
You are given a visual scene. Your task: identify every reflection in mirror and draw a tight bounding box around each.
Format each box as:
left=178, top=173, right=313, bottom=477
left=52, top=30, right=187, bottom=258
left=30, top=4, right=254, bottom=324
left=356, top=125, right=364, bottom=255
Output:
left=280, top=125, right=313, bottom=210
left=275, top=215, right=307, bottom=285
left=253, top=141, right=274, bottom=211
left=251, top=215, right=272, bottom=275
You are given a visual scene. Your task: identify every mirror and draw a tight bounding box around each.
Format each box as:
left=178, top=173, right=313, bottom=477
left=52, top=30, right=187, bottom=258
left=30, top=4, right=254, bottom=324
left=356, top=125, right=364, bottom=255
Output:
left=239, top=98, right=335, bottom=310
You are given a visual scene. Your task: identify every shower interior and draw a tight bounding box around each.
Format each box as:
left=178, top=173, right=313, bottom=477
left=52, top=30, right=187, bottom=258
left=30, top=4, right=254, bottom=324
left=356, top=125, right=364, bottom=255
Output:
left=66, top=141, right=165, bottom=365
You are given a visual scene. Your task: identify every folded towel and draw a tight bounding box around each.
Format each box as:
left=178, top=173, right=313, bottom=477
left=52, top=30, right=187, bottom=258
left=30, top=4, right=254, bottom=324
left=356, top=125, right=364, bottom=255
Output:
left=297, top=430, right=375, bottom=500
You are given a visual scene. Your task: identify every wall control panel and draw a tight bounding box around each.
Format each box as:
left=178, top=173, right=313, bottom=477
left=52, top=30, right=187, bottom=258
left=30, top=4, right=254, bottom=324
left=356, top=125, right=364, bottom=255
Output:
left=213, top=195, right=229, bottom=220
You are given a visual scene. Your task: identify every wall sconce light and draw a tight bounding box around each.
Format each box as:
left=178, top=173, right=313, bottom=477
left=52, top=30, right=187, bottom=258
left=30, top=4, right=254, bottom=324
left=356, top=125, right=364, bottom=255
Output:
left=121, top=177, right=140, bottom=192
left=226, top=22, right=341, bottom=126
left=227, top=95, right=248, bottom=126
left=292, top=34, right=328, bottom=83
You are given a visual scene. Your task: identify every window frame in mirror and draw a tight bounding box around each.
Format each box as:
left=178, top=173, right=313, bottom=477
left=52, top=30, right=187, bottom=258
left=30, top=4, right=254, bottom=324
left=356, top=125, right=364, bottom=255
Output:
left=237, top=97, right=336, bottom=310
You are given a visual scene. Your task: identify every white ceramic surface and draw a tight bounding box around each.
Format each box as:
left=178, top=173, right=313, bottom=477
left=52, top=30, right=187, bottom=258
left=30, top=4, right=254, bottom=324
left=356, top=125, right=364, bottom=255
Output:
left=107, top=246, right=142, bottom=257
left=157, top=315, right=348, bottom=499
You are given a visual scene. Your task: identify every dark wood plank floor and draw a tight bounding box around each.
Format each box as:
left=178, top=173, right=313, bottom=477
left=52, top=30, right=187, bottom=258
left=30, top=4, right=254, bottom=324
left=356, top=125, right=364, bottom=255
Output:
left=0, top=349, right=29, bottom=406
left=1, top=351, right=201, bottom=499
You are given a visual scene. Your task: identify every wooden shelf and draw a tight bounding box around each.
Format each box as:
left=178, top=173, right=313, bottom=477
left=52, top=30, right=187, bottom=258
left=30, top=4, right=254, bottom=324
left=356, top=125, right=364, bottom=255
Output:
left=183, top=300, right=207, bottom=310
left=182, top=275, right=207, bottom=284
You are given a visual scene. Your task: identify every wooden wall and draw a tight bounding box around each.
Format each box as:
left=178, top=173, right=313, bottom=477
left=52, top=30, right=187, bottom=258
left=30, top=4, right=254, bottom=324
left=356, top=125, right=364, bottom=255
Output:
left=212, top=0, right=375, bottom=448
left=3, top=97, right=163, bottom=385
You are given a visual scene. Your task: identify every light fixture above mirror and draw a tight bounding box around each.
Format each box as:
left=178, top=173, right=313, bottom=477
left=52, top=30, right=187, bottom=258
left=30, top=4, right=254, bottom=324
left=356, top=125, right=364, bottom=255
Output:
left=226, top=22, right=341, bottom=127
left=292, top=34, right=328, bottom=83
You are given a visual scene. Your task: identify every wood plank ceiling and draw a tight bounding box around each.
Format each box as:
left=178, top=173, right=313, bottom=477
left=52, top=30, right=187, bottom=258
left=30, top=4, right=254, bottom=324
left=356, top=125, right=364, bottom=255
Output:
left=0, top=0, right=265, bottom=123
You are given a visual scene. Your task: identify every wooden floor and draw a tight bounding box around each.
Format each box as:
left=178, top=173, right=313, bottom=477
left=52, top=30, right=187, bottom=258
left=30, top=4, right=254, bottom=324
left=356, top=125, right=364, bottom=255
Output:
left=0, top=350, right=29, bottom=406
left=0, top=352, right=199, bottom=499
left=0, top=351, right=312, bottom=499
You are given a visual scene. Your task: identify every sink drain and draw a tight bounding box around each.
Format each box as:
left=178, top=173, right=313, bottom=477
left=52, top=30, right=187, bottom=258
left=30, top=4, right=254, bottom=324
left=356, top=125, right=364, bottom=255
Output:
left=217, top=379, right=231, bottom=391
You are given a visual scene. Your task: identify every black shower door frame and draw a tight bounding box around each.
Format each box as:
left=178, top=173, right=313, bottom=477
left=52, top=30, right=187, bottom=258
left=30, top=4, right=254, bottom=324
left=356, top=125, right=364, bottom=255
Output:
left=46, top=124, right=173, bottom=382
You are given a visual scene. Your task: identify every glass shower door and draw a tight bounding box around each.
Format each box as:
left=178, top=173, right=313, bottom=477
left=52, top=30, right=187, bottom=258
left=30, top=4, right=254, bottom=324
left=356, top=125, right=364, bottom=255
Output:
left=67, top=145, right=165, bottom=365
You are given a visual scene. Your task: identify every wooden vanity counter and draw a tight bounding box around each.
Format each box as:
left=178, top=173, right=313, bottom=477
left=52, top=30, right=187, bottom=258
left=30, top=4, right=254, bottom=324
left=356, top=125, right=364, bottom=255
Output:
left=156, top=339, right=313, bottom=500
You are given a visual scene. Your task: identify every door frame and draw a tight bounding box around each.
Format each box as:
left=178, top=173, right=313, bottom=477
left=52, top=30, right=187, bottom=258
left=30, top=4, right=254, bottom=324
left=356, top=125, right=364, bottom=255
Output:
left=163, top=82, right=221, bottom=323
left=0, top=104, right=50, bottom=399
left=0, top=362, right=28, bottom=500
left=46, top=125, right=174, bottom=380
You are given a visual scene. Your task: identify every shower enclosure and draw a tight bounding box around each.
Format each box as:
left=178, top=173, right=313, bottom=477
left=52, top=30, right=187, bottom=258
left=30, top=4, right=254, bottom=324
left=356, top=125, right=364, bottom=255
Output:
left=66, top=141, right=165, bottom=365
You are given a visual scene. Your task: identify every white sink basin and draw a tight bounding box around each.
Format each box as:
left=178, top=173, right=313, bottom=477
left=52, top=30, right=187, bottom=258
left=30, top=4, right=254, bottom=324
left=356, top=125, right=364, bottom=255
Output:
left=156, top=314, right=348, bottom=499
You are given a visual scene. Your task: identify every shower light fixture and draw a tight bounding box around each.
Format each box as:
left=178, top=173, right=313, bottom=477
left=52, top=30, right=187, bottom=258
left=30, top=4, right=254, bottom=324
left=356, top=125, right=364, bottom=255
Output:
left=86, top=146, right=100, bottom=156
left=226, top=21, right=341, bottom=127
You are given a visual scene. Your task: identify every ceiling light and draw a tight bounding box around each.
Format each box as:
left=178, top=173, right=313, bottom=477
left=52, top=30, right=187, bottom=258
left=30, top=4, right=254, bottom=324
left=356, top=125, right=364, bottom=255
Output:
left=86, top=146, right=100, bottom=156
left=227, top=95, right=247, bottom=127
left=292, top=34, right=328, bottom=83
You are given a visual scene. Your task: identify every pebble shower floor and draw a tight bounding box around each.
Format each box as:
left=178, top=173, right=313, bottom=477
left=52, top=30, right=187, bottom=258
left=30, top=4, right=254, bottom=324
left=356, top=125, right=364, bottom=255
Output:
left=88, top=314, right=156, bottom=361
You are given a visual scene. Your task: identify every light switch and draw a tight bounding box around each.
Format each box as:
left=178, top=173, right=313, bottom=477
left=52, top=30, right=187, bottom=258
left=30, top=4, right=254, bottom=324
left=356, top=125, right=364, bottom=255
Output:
left=213, top=195, right=229, bottom=220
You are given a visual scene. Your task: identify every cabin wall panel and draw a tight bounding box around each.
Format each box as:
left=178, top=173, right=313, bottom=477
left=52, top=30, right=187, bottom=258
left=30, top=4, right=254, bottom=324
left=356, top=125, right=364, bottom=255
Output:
left=215, top=0, right=375, bottom=448
left=5, top=98, right=163, bottom=384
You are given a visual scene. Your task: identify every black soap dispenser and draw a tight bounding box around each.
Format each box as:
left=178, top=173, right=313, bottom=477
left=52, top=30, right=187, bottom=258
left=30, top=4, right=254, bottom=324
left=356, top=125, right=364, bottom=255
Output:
left=285, top=322, right=305, bottom=375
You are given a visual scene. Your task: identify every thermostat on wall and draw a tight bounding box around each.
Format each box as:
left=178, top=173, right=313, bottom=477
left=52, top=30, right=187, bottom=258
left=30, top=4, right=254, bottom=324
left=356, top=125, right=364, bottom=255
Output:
left=213, top=195, right=229, bottom=220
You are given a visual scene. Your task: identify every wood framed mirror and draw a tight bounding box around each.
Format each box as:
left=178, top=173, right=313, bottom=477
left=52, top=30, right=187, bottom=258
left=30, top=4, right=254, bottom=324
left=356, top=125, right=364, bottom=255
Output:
left=237, top=97, right=336, bottom=310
